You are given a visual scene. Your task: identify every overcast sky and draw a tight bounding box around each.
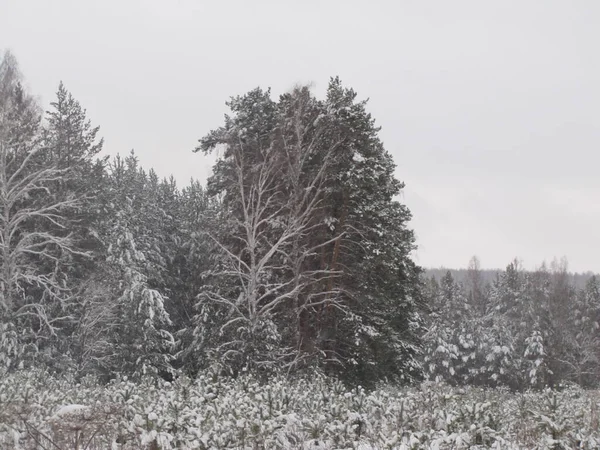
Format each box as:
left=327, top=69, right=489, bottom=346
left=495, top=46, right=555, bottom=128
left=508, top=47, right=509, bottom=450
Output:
left=2, top=0, right=599, bottom=272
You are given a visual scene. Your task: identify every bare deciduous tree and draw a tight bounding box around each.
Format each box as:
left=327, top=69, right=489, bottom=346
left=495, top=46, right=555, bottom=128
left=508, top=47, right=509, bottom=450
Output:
left=195, top=87, right=344, bottom=372
left=0, top=51, right=88, bottom=365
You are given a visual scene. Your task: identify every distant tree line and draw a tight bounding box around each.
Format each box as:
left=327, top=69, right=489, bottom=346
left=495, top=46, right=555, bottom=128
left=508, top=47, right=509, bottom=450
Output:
left=1, top=50, right=598, bottom=390
left=425, top=266, right=597, bottom=291
left=423, top=256, right=600, bottom=389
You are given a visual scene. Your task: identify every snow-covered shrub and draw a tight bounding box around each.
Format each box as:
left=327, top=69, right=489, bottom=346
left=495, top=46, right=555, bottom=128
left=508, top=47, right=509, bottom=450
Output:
left=1, top=369, right=599, bottom=449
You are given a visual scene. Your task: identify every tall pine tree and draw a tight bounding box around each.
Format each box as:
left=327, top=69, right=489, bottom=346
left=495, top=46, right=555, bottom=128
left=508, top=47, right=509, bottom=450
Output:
left=193, top=80, right=423, bottom=385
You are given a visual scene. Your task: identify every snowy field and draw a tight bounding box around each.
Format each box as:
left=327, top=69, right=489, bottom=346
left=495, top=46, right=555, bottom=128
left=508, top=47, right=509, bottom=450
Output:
left=1, top=370, right=599, bottom=449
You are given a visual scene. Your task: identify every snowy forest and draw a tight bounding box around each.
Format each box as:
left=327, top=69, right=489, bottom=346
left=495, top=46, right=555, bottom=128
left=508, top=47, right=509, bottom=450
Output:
left=2, top=49, right=600, bottom=449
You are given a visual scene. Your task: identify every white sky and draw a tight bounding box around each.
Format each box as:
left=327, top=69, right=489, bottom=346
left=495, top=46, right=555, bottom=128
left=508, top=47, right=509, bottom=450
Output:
left=2, top=0, right=599, bottom=272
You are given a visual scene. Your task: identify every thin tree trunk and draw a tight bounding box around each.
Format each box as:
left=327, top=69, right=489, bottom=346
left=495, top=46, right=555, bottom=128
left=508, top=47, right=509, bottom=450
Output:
left=321, top=191, right=348, bottom=358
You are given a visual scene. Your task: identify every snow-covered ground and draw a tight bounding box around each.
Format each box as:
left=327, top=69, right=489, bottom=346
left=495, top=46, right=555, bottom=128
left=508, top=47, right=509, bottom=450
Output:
left=0, top=369, right=598, bottom=449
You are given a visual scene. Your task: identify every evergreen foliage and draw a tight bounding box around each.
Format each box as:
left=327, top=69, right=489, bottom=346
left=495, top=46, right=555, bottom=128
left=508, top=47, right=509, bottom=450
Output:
left=192, top=81, right=422, bottom=386
left=1, top=50, right=600, bottom=393
left=423, top=258, right=600, bottom=389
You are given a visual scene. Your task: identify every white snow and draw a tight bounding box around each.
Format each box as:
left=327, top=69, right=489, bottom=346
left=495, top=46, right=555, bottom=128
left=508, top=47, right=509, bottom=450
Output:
left=53, top=404, right=89, bottom=417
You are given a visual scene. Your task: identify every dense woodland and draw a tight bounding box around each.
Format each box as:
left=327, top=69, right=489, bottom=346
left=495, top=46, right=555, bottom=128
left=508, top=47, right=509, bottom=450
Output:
left=424, top=258, right=600, bottom=389
left=1, top=50, right=599, bottom=392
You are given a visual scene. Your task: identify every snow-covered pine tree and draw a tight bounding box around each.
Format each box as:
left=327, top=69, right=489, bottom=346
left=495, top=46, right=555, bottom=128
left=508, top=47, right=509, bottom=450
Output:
left=314, top=78, right=423, bottom=385
left=44, top=82, right=104, bottom=193
left=484, top=262, right=554, bottom=389
left=79, top=153, right=174, bottom=378
left=194, top=80, right=423, bottom=386
left=193, top=87, right=343, bottom=375
left=422, top=271, right=476, bottom=384
left=171, top=179, right=215, bottom=372
left=562, top=275, right=600, bottom=386
left=42, top=82, right=106, bottom=370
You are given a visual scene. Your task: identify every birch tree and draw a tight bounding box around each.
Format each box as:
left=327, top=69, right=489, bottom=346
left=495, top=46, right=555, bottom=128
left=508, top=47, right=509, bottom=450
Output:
left=0, top=52, right=86, bottom=369
left=193, top=87, right=343, bottom=374
left=193, top=81, right=423, bottom=386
